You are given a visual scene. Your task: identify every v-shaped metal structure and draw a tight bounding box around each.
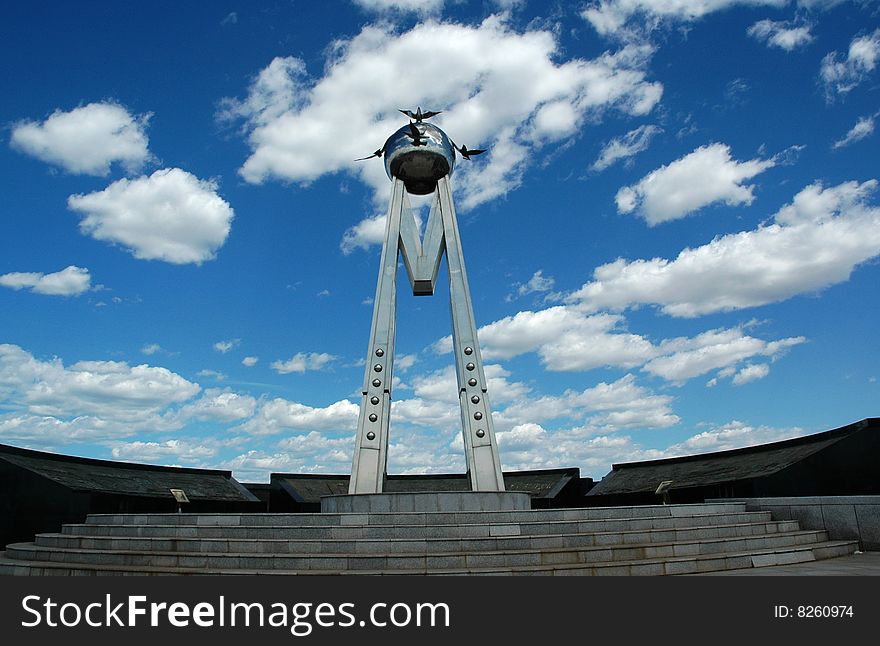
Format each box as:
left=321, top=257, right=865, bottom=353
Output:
left=349, top=175, right=505, bottom=493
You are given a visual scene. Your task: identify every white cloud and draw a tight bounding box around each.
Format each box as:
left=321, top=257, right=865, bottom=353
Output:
left=731, top=363, right=770, bottom=385
left=141, top=343, right=162, bottom=355
left=506, top=269, right=557, bottom=302
left=496, top=373, right=679, bottom=432
left=494, top=418, right=807, bottom=478
left=434, top=304, right=800, bottom=386
left=436, top=306, right=657, bottom=371
left=642, top=327, right=803, bottom=383
left=223, top=16, right=662, bottom=250
left=242, top=356, right=259, bottom=367
left=662, top=420, right=804, bottom=456
left=747, top=19, right=813, bottom=50
left=277, top=431, right=354, bottom=463
left=352, top=0, right=445, bottom=13
left=222, top=440, right=357, bottom=480
left=197, top=369, right=227, bottom=381
left=572, top=179, right=880, bottom=317
left=592, top=124, right=661, bottom=171
left=217, top=57, right=308, bottom=128
left=820, top=28, right=880, bottom=98
left=67, top=168, right=234, bottom=265
left=0, top=266, right=91, bottom=296
left=10, top=101, right=152, bottom=176
left=111, top=439, right=217, bottom=464
left=0, top=344, right=199, bottom=444
left=615, top=143, right=776, bottom=225
left=832, top=112, right=877, bottom=149
left=214, top=339, right=240, bottom=353
left=222, top=451, right=302, bottom=480
left=396, top=353, right=417, bottom=371
left=582, top=1, right=788, bottom=39
left=236, top=398, right=358, bottom=435
left=271, top=352, right=336, bottom=374
left=340, top=212, right=388, bottom=255
left=179, top=389, right=257, bottom=423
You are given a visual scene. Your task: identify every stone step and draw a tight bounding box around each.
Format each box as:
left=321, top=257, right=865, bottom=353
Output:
left=0, top=540, right=857, bottom=576
left=83, top=503, right=748, bottom=527
left=4, top=529, right=831, bottom=570
left=61, top=510, right=774, bottom=540
left=40, top=520, right=801, bottom=554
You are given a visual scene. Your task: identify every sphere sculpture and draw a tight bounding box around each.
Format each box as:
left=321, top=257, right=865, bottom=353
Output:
left=383, top=122, right=456, bottom=195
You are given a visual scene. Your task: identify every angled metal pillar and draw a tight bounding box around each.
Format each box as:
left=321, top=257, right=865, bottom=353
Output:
left=349, top=175, right=505, bottom=493
left=348, top=178, right=404, bottom=495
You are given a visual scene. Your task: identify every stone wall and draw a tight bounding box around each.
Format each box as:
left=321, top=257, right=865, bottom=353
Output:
left=711, top=496, right=880, bottom=551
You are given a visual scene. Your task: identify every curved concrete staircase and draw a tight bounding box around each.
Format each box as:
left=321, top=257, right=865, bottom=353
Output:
left=0, top=502, right=857, bottom=575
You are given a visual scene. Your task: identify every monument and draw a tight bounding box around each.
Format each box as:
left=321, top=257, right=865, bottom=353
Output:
left=348, top=110, right=505, bottom=495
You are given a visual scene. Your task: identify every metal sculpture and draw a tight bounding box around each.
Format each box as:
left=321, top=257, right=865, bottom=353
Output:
left=349, top=111, right=504, bottom=494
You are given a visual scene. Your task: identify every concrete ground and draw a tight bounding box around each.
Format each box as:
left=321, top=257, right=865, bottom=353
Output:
left=699, top=551, right=880, bottom=575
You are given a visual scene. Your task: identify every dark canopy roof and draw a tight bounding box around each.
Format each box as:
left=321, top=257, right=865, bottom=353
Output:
left=0, top=443, right=258, bottom=502
left=587, top=418, right=878, bottom=497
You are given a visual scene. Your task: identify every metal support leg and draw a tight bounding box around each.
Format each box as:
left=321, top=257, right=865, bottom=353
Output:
left=349, top=175, right=505, bottom=493
left=437, top=176, right=505, bottom=491
left=349, top=178, right=405, bottom=494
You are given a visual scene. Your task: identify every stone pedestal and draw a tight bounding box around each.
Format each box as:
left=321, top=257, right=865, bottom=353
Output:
left=321, top=491, right=531, bottom=513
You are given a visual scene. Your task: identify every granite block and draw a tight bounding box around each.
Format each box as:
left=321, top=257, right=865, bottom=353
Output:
left=854, top=504, right=880, bottom=550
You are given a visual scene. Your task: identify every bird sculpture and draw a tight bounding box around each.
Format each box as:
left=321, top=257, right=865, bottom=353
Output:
left=404, top=122, right=427, bottom=146
left=354, top=147, right=385, bottom=161
left=452, top=142, right=485, bottom=160
left=398, top=107, right=441, bottom=122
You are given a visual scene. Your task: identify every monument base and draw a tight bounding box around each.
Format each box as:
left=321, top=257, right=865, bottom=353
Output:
left=321, top=491, right=530, bottom=513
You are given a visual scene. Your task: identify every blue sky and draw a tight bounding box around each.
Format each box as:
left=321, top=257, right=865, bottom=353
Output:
left=1, top=0, right=878, bottom=483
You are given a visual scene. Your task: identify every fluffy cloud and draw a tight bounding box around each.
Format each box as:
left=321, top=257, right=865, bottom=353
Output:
left=179, top=389, right=257, bottom=423
left=236, top=398, right=358, bottom=435
left=615, top=143, right=776, bottom=225
left=820, top=28, right=880, bottom=98
left=67, top=168, right=234, bottom=264
left=572, top=179, right=880, bottom=316
left=643, top=327, right=803, bottom=383
left=591, top=124, right=661, bottom=171
left=434, top=304, right=800, bottom=386
left=213, top=339, right=240, bottom=353
left=506, top=269, right=557, bottom=302
left=495, top=418, right=806, bottom=477
left=582, top=0, right=788, bottom=39
left=747, top=19, right=813, bottom=50
left=0, top=344, right=199, bottom=443
left=10, top=101, right=152, bottom=175
left=197, top=369, right=227, bottom=381
left=242, top=356, right=259, bottom=367
left=388, top=363, right=532, bottom=433
left=0, top=266, right=91, bottom=296
left=396, top=353, right=417, bottom=371
left=222, top=440, right=356, bottom=481
left=352, top=0, right=445, bottom=13
left=270, top=352, right=336, bottom=374
left=832, top=112, right=877, bottom=149
left=340, top=213, right=387, bottom=255
left=222, top=16, right=662, bottom=249
left=731, top=363, right=771, bottom=385
left=662, top=420, right=804, bottom=456
left=0, top=341, right=803, bottom=482
left=496, top=373, right=679, bottom=432
left=436, top=307, right=657, bottom=371
left=111, top=439, right=217, bottom=464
